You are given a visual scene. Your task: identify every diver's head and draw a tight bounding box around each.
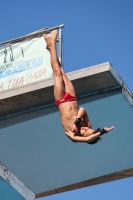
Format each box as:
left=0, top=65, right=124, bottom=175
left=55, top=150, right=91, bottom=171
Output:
left=80, top=127, right=102, bottom=144
left=80, top=127, right=94, bottom=137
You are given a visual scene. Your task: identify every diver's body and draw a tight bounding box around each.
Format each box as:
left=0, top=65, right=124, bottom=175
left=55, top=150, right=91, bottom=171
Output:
left=43, top=30, right=114, bottom=143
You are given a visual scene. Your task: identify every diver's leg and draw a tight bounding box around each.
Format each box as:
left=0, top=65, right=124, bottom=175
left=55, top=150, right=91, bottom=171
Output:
left=61, top=67, right=76, bottom=97
left=43, top=30, right=65, bottom=101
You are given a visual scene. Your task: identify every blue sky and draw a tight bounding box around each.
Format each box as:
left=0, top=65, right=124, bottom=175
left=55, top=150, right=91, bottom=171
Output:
left=1, top=0, right=133, bottom=199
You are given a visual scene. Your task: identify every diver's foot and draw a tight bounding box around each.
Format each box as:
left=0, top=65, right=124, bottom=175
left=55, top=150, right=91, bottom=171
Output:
left=43, top=34, right=51, bottom=50
left=50, top=30, right=58, bottom=43
left=104, top=126, right=114, bottom=132
left=43, top=30, right=58, bottom=51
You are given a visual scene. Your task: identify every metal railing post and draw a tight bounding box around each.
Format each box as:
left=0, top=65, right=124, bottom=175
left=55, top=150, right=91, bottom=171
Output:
left=58, top=27, right=63, bottom=65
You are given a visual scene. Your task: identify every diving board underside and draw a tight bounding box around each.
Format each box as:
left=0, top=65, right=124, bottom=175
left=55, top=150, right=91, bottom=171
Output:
left=0, top=92, right=133, bottom=198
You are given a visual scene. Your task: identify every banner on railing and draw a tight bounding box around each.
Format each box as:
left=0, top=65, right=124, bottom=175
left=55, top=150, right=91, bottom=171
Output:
left=0, top=36, right=53, bottom=92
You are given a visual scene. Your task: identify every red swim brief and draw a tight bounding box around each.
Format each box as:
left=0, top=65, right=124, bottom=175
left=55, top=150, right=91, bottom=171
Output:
left=56, top=92, right=77, bottom=107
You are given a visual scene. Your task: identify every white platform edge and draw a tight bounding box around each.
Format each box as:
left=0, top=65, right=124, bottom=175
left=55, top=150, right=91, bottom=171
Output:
left=0, top=62, right=132, bottom=106
left=109, top=63, right=133, bottom=106
left=0, top=62, right=110, bottom=100
left=0, top=162, right=35, bottom=200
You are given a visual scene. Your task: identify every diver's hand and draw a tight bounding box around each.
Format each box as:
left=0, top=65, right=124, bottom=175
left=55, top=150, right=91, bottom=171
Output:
left=104, top=126, right=114, bottom=132
left=71, top=124, right=78, bottom=134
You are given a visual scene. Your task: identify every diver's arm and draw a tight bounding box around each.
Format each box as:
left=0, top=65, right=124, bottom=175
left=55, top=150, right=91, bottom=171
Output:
left=73, top=107, right=92, bottom=128
left=76, top=107, right=86, bottom=118
left=82, top=110, right=92, bottom=128
left=71, top=107, right=86, bottom=133
left=71, top=132, right=101, bottom=142
left=66, top=131, right=101, bottom=142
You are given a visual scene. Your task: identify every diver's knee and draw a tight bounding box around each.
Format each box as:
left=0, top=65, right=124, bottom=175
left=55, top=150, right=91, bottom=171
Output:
left=54, top=66, right=62, bottom=77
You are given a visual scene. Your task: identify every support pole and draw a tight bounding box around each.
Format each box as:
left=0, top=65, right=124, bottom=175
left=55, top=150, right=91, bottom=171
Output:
left=58, top=27, right=63, bottom=65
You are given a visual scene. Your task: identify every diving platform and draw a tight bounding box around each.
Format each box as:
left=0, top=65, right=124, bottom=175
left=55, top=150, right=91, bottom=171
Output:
left=0, top=62, right=133, bottom=199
